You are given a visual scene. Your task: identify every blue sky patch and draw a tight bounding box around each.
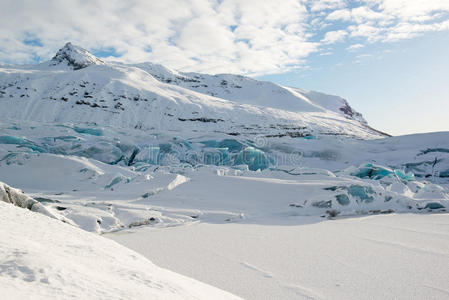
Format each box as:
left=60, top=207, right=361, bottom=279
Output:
left=23, top=38, right=43, bottom=47
left=92, top=47, right=121, bottom=58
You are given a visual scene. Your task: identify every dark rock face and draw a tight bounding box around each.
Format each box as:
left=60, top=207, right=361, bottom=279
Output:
left=50, top=42, right=104, bottom=70
left=339, top=99, right=365, bottom=124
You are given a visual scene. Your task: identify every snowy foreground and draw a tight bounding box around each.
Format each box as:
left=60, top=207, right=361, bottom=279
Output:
left=0, top=200, right=241, bottom=300
left=110, top=213, right=449, bottom=300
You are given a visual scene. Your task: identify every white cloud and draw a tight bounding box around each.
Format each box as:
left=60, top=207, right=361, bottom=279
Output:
left=348, top=24, right=385, bottom=42
left=350, top=6, right=391, bottom=23
left=326, top=9, right=352, bottom=21
left=309, top=0, right=346, bottom=12
left=367, top=0, right=449, bottom=21
left=346, top=43, right=365, bottom=51
left=384, top=19, right=449, bottom=41
left=0, top=0, right=317, bottom=75
left=0, top=0, right=448, bottom=74
left=327, top=0, right=449, bottom=43
left=321, top=30, right=347, bottom=44
left=327, top=6, right=393, bottom=24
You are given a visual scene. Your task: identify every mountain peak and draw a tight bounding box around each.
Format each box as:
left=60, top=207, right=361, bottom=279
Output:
left=50, top=42, right=104, bottom=70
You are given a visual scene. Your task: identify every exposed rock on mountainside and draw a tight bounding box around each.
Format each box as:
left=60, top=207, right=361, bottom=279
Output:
left=50, top=42, right=104, bottom=70
left=0, top=181, right=56, bottom=218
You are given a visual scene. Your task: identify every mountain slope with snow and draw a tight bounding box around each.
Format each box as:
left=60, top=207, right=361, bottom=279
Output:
left=131, top=61, right=367, bottom=123
left=0, top=43, right=383, bottom=139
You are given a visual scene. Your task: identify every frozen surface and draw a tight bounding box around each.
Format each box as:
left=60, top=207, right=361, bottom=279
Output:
left=109, top=213, right=449, bottom=300
left=0, top=200, right=241, bottom=300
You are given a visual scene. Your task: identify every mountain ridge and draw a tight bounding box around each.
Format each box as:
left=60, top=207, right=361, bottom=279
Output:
left=0, top=43, right=385, bottom=139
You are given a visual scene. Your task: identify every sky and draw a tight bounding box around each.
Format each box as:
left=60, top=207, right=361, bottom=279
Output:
left=1, top=0, right=448, bottom=135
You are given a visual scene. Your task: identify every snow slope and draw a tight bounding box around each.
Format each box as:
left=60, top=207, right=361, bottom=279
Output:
left=0, top=200, right=241, bottom=300
left=0, top=43, right=383, bottom=139
left=131, top=62, right=367, bottom=124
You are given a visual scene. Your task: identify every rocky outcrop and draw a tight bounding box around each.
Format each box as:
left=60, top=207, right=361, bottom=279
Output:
left=0, top=181, right=56, bottom=218
left=50, top=42, right=104, bottom=70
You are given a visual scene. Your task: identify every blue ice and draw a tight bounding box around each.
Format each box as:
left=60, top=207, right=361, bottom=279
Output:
left=234, top=147, right=269, bottom=171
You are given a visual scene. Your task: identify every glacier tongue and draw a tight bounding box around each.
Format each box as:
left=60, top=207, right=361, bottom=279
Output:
left=0, top=151, right=447, bottom=234
left=1, top=121, right=448, bottom=234
left=0, top=121, right=448, bottom=179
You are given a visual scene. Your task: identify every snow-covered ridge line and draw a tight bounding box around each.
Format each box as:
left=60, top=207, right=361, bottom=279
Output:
left=0, top=43, right=384, bottom=139
left=131, top=60, right=368, bottom=124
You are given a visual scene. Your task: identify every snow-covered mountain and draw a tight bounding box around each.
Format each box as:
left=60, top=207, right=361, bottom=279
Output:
left=130, top=61, right=367, bottom=124
left=0, top=42, right=383, bottom=139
